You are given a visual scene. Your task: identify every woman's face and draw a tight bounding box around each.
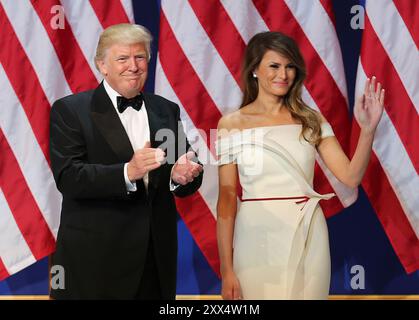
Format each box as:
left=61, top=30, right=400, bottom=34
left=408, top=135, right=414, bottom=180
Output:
left=254, top=50, right=297, bottom=98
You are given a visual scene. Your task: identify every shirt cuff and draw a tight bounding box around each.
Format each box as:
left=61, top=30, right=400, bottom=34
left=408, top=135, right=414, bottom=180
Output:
left=124, top=163, right=137, bottom=192
left=169, top=165, right=180, bottom=192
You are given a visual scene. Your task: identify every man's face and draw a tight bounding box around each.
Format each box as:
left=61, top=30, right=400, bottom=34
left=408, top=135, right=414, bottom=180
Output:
left=98, top=42, right=148, bottom=98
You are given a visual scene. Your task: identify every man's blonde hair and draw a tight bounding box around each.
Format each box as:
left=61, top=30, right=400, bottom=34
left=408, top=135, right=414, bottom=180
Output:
left=94, top=23, right=153, bottom=70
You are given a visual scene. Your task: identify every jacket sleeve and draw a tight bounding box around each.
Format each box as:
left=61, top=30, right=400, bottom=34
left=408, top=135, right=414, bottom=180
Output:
left=49, top=99, right=132, bottom=200
left=171, top=103, right=203, bottom=198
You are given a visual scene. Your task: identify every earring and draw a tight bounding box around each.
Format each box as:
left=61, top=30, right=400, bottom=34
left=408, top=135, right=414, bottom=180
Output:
left=252, top=73, right=257, bottom=78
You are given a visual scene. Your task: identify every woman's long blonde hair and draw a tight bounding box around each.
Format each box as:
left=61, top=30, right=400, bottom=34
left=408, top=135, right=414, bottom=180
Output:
left=241, top=32, right=322, bottom=145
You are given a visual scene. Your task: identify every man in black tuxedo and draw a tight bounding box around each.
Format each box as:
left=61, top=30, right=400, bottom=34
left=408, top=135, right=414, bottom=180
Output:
left=49, top=23, right=203, bottom=299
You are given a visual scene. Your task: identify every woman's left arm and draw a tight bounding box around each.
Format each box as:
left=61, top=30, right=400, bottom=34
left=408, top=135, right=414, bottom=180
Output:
left=317, top=76, right=385, bottom=188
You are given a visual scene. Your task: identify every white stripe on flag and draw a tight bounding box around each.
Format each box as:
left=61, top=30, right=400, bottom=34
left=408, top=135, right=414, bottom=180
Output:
left=356, top=61, right=419, bottom=237
left=120, top=0, right=135, bottom=23
left=60, top=0, right=104, bottom=82
left=0, top=63, right=62, bottom=237
left=161, top=0, right=242, bottom=115
left=1, top=0, right=72, bottom=104
left=0, top=189, right=36, bottom=275
left=284, top=0, right=349, bottom=104
left=366, top=0, right=419, bottom=111
left=220, top=0, right=269, bottom=42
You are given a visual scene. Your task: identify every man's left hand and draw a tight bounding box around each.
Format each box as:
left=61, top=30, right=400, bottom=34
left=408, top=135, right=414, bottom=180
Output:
left=171, top=151, right=203, bottom=185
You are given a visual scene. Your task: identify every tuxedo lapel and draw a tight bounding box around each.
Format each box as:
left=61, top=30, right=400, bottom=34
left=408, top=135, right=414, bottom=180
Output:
left=90, top=82, right=134, bottom=163
left=90, top=86, right=167, bottom=201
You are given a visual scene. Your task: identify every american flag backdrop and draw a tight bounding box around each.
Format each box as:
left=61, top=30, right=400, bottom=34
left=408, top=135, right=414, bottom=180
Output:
left=0, top=0, right=418, bottom=293
left=351, top=0, right=419, bottom=274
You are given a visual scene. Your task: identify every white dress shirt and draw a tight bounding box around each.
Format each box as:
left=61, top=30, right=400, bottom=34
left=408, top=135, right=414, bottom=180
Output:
left=103, top=80, right=150, bottom=192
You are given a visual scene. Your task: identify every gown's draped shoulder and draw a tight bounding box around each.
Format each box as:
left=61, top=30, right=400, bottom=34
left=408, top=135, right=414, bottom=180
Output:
left=216, top=122, right=335, bottom=165
left=215, top=132, right=241, bottom=165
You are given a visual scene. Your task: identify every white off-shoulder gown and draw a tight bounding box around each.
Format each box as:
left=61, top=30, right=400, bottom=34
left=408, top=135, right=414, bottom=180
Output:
left=216, top=123, right=335, bottom=300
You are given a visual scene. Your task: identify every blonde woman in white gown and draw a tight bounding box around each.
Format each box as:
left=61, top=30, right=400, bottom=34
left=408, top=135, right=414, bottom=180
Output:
left=216, top=32, right=384, bottom=300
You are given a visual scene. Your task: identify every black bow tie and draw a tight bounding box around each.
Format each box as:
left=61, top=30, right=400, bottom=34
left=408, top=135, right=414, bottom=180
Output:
left=117, top=94, right=143, bottom=113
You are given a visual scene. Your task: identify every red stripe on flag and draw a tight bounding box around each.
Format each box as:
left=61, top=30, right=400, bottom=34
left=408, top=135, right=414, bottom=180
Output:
left=393, top=0, right=419, bottom=48
left=351, top=123, right=419, bottom=274
left=0, top=258, right=10, bottom=281
left=30, top=0, right=98, bottom=93
left=189, top=0, right=246, bottom=87
left=319, top=0, right=336, bottom=26
left=159, top=11, right=221, bottom=276
left=0, top=5, right=51, bottom=164
left=0, top=129, right=56, bottom=262
left=89, top=0, right=130, bottom=28
left=159, top=11, right=222, bottom=147
left=175, top=194, right=220, bottom=277
left=252, top=0, right=351, bottom=152
left=362, top=15, right=419, bottom=172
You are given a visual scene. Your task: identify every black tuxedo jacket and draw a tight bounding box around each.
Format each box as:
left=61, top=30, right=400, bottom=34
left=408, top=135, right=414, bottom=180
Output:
left=49, top=82, right=202, bottom=299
